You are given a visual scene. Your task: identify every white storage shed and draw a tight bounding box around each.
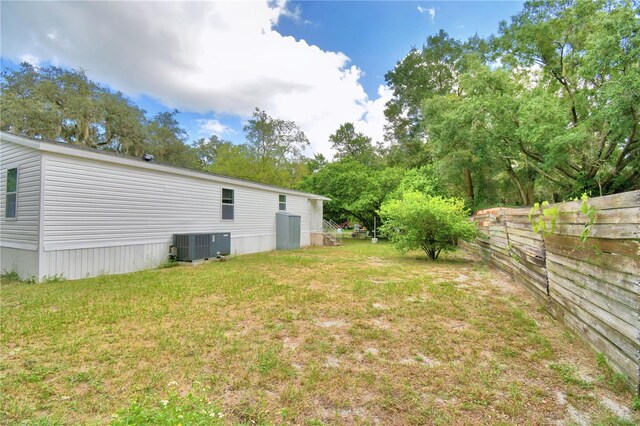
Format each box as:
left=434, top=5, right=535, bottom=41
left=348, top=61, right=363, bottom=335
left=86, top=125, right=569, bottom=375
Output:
left=0, top=131, right=328, bottom=281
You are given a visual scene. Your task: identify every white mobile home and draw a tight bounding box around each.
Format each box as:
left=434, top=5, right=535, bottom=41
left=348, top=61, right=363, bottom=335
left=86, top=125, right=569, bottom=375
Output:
left=0, top=131, right=328, bottom=281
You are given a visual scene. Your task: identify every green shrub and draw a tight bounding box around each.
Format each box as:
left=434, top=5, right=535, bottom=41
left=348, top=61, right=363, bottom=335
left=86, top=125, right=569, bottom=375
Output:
left=379, top=192, right=477, bottom=260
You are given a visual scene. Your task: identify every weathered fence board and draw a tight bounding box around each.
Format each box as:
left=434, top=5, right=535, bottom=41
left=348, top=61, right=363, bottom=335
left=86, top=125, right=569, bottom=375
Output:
left=548, top=270, right=637, bottom=341
left=550, top=286, right=638, bottom=370
left=504, top=226, right=543, bottom=241
left=550, top=298, right=639, bottom=386
left=467, top=190, right=640, bottom=394
left=556, top=207, right=639, bottom=225
left=546, top=261, right=637, bottom=310
left=545, top=236, right=639, bottom=275
left=512, top=260, right=548, bottom=300
left=546, top=234, right=640, bottom=258
left=554, top=223, right=640, bottom=239
left=546, top=252, right=637, bottom=292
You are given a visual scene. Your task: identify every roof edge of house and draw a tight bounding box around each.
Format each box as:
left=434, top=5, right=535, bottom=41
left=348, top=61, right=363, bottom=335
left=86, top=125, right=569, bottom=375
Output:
left=0, top=131, right=331, bottom=201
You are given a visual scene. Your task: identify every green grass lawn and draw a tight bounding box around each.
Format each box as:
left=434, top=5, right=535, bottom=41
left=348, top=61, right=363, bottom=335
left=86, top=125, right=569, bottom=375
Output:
left=1, top=240, right=637, bottom=425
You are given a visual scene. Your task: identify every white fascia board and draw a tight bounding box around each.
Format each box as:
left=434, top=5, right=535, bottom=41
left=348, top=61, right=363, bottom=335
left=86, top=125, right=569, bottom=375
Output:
left=1, top=132, right=42, bottom=150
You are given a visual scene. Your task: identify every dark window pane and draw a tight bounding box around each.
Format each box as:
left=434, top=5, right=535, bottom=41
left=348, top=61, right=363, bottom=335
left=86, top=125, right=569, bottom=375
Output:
left=222, top=204, right=234, bottom=220
left=5, top=193, right=16, bottom=218
left=6, top=168, right=17, bottom=192
left=222, top=188, right=234, bottom=204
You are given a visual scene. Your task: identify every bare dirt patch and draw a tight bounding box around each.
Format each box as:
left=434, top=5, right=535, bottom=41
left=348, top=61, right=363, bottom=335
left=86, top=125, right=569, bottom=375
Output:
left=446, top=320, right=469, bottom=331
left=369, top=318, right=391, bottom=329
left=316, top=319, right=349, bottom=328
left=324, top=355, right=340, bottom=368
left=453, top=274, right=469, bottom=283
left=365, top=257, right=388, bottom=266
left=600, top=395, right=633, bottom=421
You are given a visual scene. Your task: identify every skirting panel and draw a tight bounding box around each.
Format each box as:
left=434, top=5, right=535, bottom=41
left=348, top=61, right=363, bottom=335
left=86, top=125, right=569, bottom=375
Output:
left=0, top=246, right=39, bottom=281
left=40, top=242, right=170, bottom=280
left=38, top=233, right=313, bottom=280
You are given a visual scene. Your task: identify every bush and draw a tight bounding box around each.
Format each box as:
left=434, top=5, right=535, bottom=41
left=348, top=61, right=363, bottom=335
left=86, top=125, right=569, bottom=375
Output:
left=379, top=191, right=476, bottom=260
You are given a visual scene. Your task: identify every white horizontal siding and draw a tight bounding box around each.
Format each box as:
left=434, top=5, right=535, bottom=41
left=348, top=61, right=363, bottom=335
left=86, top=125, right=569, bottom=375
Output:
left=286, top=194, right=311, bottom=247
left=42, top=153, right=314, bottom=254
left=0, top=140, right=41, bottom=251
left=309, top=199, right=323, bottom=232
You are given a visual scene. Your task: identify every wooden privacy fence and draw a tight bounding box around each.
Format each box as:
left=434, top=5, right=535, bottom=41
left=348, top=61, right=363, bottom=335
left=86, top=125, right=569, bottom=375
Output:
left=464, top=190, right=639, bottom=394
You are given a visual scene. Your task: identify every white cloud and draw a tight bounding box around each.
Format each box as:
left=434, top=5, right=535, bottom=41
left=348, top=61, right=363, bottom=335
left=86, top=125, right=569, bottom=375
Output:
left=417, top=6, right=436, bottom=21
left=0, top=0, right=387, bottom=158
left=18, top=53, right=40, bottom=66
left=196, top=119, right=234, bottom=136
left=354, top=85, right=393, bottom=147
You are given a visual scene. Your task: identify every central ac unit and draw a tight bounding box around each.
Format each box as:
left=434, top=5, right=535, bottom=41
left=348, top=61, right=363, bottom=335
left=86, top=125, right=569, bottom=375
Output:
left=172, top=233, right=231, bottom=261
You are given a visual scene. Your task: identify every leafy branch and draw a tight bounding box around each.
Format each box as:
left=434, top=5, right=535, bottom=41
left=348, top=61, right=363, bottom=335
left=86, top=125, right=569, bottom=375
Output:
left=528, top=193, right=597, bottom=246
left=578, top=193, right=597, bottom=246
left=528, top=201, right=558, bottom=237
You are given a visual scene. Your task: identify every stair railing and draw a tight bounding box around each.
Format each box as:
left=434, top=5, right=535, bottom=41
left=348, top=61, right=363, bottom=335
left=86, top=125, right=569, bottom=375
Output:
left=322, top=219, right=343, bottom=243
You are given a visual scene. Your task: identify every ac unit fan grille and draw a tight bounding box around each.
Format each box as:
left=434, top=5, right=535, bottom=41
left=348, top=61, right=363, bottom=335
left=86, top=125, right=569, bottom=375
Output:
left=172, top=233, right=231, bottom=262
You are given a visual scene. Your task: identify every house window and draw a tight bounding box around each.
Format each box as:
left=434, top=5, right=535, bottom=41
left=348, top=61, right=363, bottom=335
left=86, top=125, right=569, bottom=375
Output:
left=279, top=194, right=286, bottom=211
left=5, top=168, right=17, bottom=219
left=222, top=188, right=234, bottom=220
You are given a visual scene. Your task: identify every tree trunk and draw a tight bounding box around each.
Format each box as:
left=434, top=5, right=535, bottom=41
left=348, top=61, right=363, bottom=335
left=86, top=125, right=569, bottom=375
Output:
left=506, top=165, right=529, bottom=206
left=464, top=168, right=474, bottom=204
left=525, top=184, right=534, bottom=206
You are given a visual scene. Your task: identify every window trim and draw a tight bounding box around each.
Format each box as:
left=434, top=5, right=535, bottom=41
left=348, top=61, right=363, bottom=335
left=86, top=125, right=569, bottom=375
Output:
left=5, top=166, right=18, bottom=220
left=221, top=187, right=234, bottom=221
left=278, top=194, right=286, bottom=211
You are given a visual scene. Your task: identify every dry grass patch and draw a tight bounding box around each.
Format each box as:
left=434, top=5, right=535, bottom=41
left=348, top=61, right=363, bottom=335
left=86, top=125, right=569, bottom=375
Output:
left=1, top=239, right=638, bottom=425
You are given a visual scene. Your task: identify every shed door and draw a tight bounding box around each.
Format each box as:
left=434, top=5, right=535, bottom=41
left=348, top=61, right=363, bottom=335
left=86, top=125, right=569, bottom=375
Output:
left=289, top=215, right=301, bottom=249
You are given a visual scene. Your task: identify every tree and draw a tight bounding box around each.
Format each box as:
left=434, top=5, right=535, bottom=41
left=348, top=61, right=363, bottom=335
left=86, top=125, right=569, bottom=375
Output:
left=493, top=0, right=640, bottom=195
left=385, top=34, right=493, bottom=198
left=382, top=0, right=639, bottom=206
left=329, top=123, right=378, bottom=165
left=422, top=61, right=541, bottom=207
left=387, top=166, right=440, bottom=200
left=0, top=63, right=202, bottom=169
left=299, top=159, right=405, bottom=230
left=192, top=134, right=233, bottom=167
left=1, top=63, right=98, bottom=143
left=145, top=111, right=200, bottom=169
left=242, top=108, right=311, bottom=187
left=192, top=111, right=312, bottom=188
left=244, top=108, right=309, bottom=162
left=206, top=143, right=255, bottom=179
left=379, top=192, right=477, bottom=260
left=384, top=31, right=467, bottom=168
left=305, top=153, right=328, bottom=174
left=99, top=90, right=148, bottom=156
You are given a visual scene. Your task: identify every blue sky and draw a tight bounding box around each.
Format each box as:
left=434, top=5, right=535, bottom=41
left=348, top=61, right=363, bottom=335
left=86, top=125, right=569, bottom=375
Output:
left=276, top=1, right=524, bottom=96
left=1, top=1, right=524, bottom=156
